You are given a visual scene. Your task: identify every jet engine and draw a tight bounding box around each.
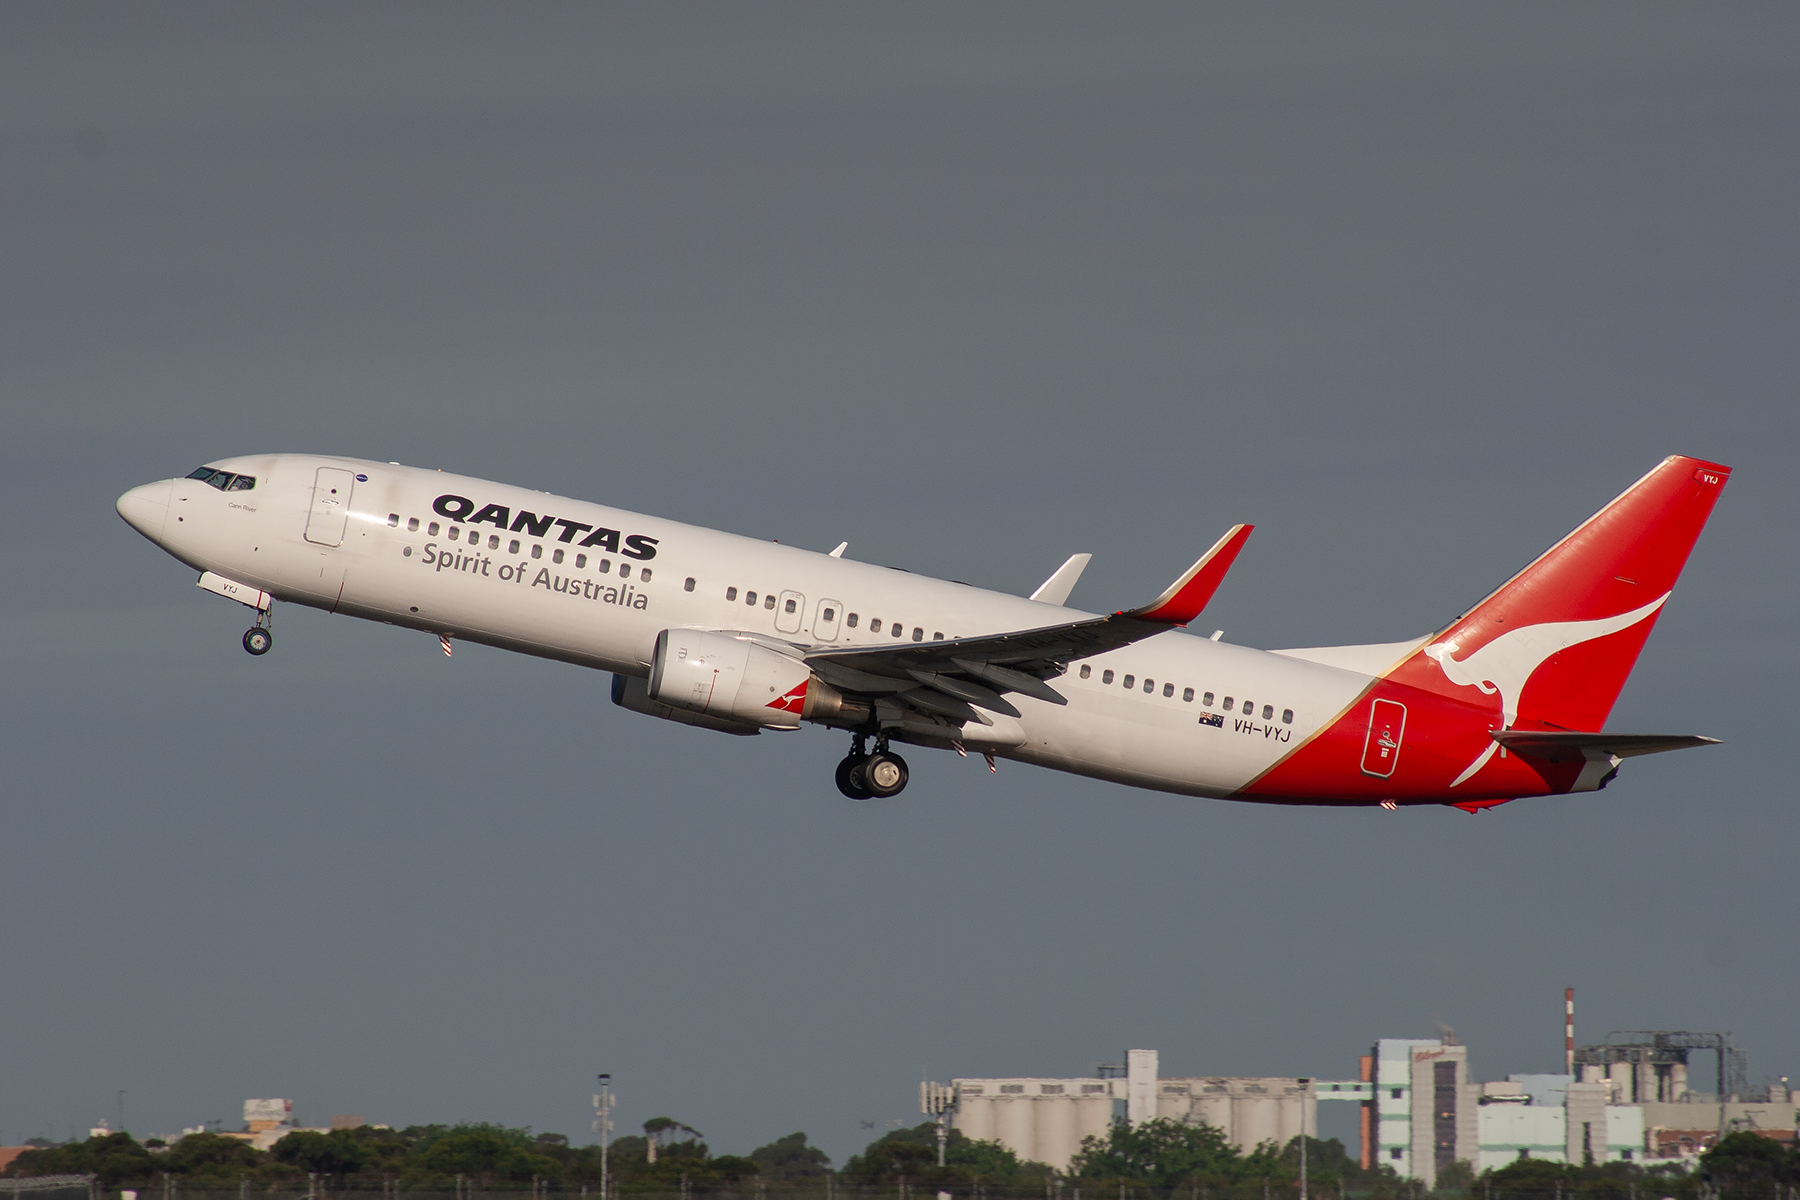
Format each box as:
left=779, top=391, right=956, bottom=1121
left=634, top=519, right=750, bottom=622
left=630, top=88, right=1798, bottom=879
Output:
left=647, top=629, right=842, bottom=728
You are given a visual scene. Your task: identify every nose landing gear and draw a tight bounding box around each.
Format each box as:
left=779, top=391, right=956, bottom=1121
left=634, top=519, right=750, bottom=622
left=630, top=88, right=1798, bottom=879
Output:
left=835, top=734, right=909, bottom=799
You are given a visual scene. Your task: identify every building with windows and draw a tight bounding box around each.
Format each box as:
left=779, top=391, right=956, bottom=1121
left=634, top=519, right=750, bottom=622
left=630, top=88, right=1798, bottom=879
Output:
left=932, top=1035, right=1796, bottom=1181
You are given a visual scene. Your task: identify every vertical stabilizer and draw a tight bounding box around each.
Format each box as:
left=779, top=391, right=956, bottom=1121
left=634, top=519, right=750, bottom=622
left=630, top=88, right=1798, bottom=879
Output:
left=1387, top=455, right=1730, bottom=733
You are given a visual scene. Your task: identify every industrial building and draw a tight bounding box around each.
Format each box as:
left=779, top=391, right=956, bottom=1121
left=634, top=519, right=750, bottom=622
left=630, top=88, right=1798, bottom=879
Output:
left=926, top=1022, right=1796, bottom=1183
left=943, top=1050, right=1315, bottom=1174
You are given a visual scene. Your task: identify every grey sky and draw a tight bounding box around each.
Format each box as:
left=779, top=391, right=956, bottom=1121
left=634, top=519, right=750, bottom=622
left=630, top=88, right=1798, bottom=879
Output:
left=1, top=1, right=1795, bottom=1161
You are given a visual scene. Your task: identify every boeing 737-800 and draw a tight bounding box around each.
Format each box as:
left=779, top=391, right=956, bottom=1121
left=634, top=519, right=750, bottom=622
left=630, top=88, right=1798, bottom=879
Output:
left=116, top=454, right=1727, bottom=807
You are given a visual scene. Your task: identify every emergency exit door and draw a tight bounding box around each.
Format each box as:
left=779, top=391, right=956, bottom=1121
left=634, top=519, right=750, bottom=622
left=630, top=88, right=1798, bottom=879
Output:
left=1359, top=698, right=1407, bottom=778
left=304, top=467, right=357, bottom=546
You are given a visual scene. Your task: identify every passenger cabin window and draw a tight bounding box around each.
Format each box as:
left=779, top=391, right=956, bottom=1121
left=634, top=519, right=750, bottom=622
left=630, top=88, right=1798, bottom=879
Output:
left=1183, top=687, right=1194, bottom=702
left=1080, top=665, right=1091, bottom=679
left=552, top=549, right=564, bottom=564
left=488, top=535, right=499, bottom=549
left=508, top=539, right=520, bottom=553
left=746, top=591, right=758, bottom=605
left=577, top=554, right=588, bottom=568
left=640, top=568, right=652, bottom=582
left=869, top=618, right=881, bottom=632
left=764, top=594, right=775, bottom=609
left=821, top=606, right=834, bottom=621
left=1123, top=675, right=1135, bottom=689
left=598, top=559, right=611, bottom=573
left=1143, top=678, right=1155, bottom=693
left=785, top=598, right=797, bottom=614
left=1223, top=697, right=1234, bottom=711
left=531, top=545, right=542, bottom=559
left=448, top=527, right=460, bottom=541
left=428, top=522, right=440, bottom=536
left=1163, top=683, right=1174, bottom=697
left=891, top=623, right=904, bottom=638
left=932, top=632, right=944, bottom=640
left=387, top=513, right=400, bottom=527
left=1102, top=669, right=1114, bottom=684
left=407, top=517, right=420, bottom=532
left=1203, top=692, right=1215, bottom=706
left=685, top=578, right=696, bottom=592
left=726, top=587, right=738, bottom=601
left=912, top=627, right=923, bottom=641
left=847, top=614, right=859, bottom=628
left=1262, top=705, right=1274, bottom=720
left=620, top=563, right=631, bottom=579
left=1282, top=709, right=1294, bottom=724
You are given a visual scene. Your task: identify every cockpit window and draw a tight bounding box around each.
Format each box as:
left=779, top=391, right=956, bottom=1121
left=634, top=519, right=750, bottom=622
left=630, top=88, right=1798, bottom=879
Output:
left=186, top=467, right=255, bottom=491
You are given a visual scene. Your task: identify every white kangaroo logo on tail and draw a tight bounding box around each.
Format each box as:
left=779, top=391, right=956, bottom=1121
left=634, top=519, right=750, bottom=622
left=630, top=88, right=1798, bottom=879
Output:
left=1424, top=593, right=1668, bottom=786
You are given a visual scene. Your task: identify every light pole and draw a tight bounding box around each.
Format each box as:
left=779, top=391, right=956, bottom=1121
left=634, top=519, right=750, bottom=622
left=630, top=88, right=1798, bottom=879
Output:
left=594, top=1075, right=615, bottom=1200
left=1297, top=1079, right=1310, bottom=1200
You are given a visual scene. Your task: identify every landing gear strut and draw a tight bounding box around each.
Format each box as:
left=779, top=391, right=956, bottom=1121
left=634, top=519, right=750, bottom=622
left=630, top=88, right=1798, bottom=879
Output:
left=835, top=734, right=909, bottom=800
left=243, top=607, right=273, bottom=656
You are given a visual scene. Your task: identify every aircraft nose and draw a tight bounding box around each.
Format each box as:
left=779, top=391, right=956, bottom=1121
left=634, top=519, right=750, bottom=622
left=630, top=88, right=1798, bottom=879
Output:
left=116, top=480, right=172, bottom=542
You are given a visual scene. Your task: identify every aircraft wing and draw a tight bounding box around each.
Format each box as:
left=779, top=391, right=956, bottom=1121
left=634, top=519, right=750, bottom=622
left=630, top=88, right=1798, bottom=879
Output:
left=1490, top=730, right=1721, bottom=760
left=804, top=525, right=1252, bottom=723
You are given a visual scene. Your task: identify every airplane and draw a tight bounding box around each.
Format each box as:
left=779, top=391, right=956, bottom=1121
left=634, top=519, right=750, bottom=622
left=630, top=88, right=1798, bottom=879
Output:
left=115, top=453, right=1728, bottom=808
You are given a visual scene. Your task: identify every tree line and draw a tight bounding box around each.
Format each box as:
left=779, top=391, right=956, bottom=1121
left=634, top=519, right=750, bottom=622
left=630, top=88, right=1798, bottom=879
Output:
left=7, top=1116, right=1798, bottom=1200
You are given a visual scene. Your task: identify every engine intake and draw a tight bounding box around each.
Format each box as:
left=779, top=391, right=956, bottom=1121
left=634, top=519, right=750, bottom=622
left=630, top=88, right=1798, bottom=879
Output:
left=648, top=629, right=842, bottom=728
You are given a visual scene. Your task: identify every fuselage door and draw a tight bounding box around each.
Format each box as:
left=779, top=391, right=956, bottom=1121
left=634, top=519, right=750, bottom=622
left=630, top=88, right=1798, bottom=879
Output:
left=1359, top=698, right=1407, bottom=778
left=774, top=589, right=805, bottom=634
left=813, top=598, right=843, bottom=642
left=304, top=467, right=357, bottom=547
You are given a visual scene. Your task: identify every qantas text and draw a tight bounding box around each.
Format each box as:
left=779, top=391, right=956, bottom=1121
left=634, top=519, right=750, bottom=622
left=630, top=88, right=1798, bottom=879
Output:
left=431, top=494, right=658, bottom=559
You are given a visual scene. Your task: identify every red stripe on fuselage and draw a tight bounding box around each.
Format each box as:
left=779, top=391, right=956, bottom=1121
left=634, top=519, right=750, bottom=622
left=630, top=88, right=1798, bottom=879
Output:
left=1238, top=678, right=1585, bottom=806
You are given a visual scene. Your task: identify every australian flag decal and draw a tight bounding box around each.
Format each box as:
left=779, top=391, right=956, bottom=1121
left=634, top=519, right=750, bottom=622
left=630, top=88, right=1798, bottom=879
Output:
left=1197, top=712, right=1224, bottom=728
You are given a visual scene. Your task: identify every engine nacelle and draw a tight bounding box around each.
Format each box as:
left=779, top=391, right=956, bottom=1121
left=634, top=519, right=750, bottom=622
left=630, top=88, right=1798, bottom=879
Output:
left=648, top=629, right=842, bottom=728
left=611, top=673, right=763, bottom=736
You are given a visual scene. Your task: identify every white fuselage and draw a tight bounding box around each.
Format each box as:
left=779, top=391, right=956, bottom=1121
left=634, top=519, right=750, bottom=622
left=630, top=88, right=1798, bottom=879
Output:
left=119, top=454, right=1390, bottom=798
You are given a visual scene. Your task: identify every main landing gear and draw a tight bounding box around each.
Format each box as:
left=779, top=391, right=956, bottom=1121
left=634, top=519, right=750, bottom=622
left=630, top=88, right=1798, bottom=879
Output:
left=242, top=608, right=273, bottom=656
left=835, top=734, right=909, bottom=800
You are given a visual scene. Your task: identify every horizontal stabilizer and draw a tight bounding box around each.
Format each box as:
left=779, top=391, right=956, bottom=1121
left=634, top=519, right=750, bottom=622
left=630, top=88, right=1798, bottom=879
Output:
left=1491, top=730, right=1721, bottom=760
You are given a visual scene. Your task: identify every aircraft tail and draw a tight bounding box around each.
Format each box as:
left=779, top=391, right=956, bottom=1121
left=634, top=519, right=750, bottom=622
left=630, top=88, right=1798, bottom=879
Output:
left=1389, top=455, right=1730, bottom=733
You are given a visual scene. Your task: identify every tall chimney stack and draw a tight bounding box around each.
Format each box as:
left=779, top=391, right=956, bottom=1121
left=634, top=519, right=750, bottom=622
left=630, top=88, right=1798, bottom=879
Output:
left=1565, top=987, right=1575, bottom=1076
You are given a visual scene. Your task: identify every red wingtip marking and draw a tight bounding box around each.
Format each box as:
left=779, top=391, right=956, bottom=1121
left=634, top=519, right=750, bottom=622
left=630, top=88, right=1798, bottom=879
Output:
left=1131, top=524, right=1254, bottom=625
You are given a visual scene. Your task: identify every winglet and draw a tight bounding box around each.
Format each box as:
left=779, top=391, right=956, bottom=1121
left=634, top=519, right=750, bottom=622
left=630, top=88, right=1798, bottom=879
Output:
left=1122, top=524, right=1253, bottom=625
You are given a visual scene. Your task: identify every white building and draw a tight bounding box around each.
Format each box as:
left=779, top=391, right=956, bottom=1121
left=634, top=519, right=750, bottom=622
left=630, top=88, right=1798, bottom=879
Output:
left=940, top=1049, right=1317, bottom=1174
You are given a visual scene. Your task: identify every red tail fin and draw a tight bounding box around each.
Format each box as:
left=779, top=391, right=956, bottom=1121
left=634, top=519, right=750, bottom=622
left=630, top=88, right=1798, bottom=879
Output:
left=1388, top=456, right=1730, bottom=733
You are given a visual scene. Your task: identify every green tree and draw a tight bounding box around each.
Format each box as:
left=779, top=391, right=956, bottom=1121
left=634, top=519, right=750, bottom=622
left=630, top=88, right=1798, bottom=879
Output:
left=162, top=1133, right=267, bottom=1180
left=1700, top=1131, right=1798, bottom=1193
left=3, top=1132, right=157, bottom=1186
left=1071, top=1117, right=1246, bottom=1183
left=416, top=1126, right=564, bottom=1183
left=844, top=1122, right=1039, bottom=1186
left=750, top=1133, right=832, bottom=1180
left=273, top=1130, right=371, bottom=1176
